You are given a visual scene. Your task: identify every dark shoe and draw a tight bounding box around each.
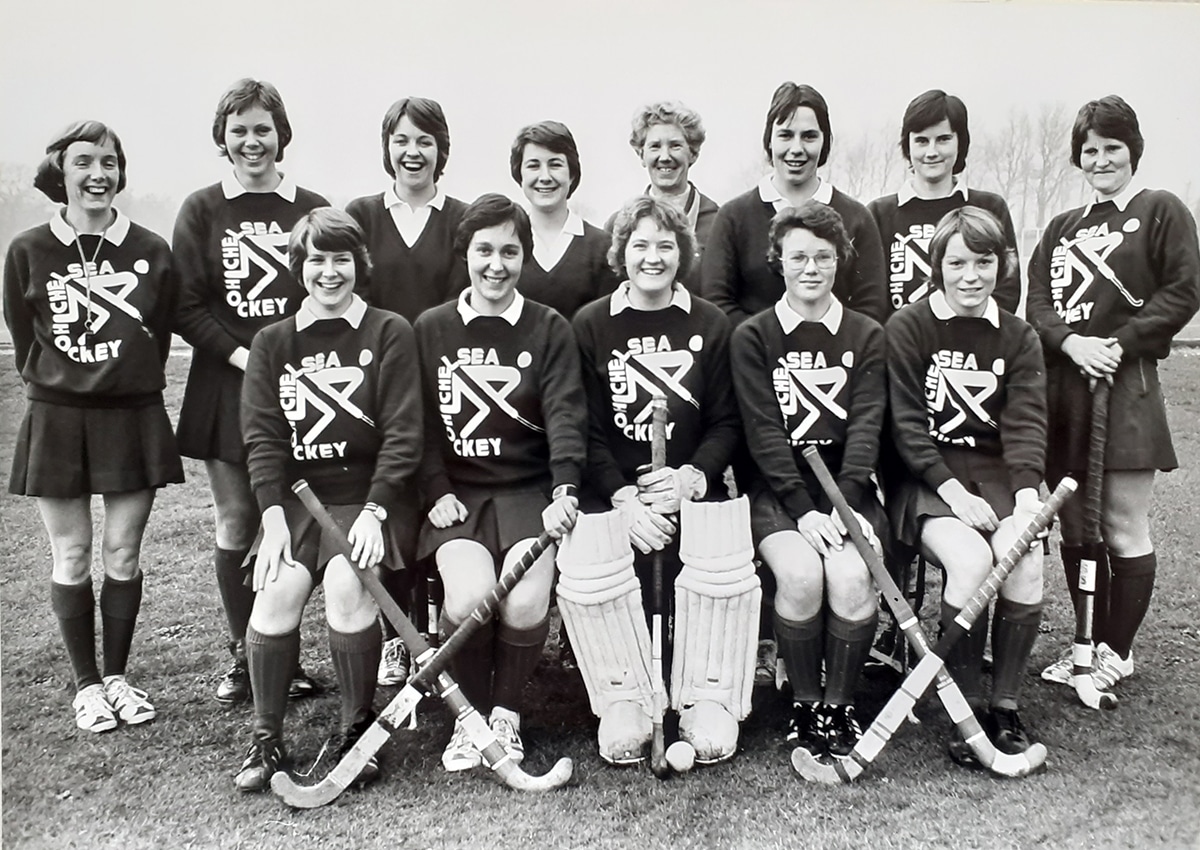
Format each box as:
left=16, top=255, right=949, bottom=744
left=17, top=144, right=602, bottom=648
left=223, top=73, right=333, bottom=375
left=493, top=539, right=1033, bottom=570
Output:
left=328, top=712, right=380, bottom=787
left=288, top=667, right=323, bottom=700
left=822, top=704, right=863, bottom=759
left=986, top=707, right=1032, bottom=756
left=947, top=737, right=984, bottom=769
left=864, top=617, right=905, bottom=677
left=215, top=648, right=250, bottom=705
left=235, top=738, right=287, bottom=792
left=786, top=702, right=825, bottom=757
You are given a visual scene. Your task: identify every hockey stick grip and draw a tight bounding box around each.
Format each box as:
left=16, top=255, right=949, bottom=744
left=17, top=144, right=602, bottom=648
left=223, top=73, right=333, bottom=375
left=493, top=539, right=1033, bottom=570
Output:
left=649, top=394, right=670, bottom=778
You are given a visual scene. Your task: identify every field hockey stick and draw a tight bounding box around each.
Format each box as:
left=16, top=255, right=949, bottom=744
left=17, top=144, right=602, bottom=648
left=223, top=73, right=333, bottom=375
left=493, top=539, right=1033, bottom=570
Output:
left=792, top=448, right=1072, bottom=783
left=1071, top=380, right=1118, bottom=710
left=271, top=482, right=573, bottom=807
left=648, top=393, right=671, bottom=779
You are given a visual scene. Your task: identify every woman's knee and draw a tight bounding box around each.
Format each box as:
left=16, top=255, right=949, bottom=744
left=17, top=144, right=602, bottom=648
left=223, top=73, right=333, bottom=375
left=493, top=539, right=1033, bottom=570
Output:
left=249, top=567, right=312, bottom=633
left=437, top=542, right=495, bottom=623
left=207, top=461, right=259, bottom=547
left=925, top=522, right=992, bottom=606
left=760, top=533, right=823, bottom=618
left=323, top=558, right=378, bottom=632
left=825, top=550, right=876, bottom=618
left=498, top=540, right=555, bottom=627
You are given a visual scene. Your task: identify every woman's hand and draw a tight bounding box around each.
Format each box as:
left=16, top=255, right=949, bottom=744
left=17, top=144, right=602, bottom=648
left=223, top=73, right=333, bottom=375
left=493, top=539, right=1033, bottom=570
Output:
left=228, top=346, right=250, bottom=372
left=936, top=479, right=999, bottom=532
left=542, top=492, right=579, bottom=540
left=1012, top=487, right=1045, bottom=538
left=253, top=505, right=300, bottom=591
left=428, top=494, right=468, bottom=529
left=635, top=464, right=707, bottom=514
left=831, top=507, right=878, bottom=550
left=614, top=485, right=676, bottom=553
left=1061, top=334, right=1122, bottom=379
left=348, top=509, right=385, bottom=569
left=796, top=510, right=844, bottom=557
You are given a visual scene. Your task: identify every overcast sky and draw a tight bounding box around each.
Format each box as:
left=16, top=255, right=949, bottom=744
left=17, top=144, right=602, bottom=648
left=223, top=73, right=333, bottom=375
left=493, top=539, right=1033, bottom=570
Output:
left=2, top=0, right=1198, bottom=222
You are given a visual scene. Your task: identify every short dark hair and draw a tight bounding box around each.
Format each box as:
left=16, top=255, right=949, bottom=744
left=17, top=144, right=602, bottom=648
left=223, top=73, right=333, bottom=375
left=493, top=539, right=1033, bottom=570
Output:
left=454, top=193, right=534, bottom=261
left=1070, top=95, right=1144, bottom=174
left=900, top=89, right=970, bottom=174
left=762, top=82, right=832, bottom=166
left=629, top=101, right=706, bottom=159
left=211, top=79, right=293, bottom=163
left=509, top=121, right=581, bottom=197
left=928, top=206, right=1012, bottom=292
left=34, top=121, right=128, bottom=204
left=606, top=195, right=697, bottom=283
left=381, top=97, right=451, bottom=182
left=288, top=207, right=371, bottom=286
left=766, top=201, right=853, bottom=276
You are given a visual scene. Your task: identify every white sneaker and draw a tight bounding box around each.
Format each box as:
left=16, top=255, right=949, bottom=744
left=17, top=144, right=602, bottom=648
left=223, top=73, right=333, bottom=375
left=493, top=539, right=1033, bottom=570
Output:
left=1093, top=643, right=1135, bottom=689
left=441, top=718, right=482, bottom=772
left=377, top=637, right=410, bottom=686
left=490, top=708, right=525, bottom=765
left=103, top=675, right=156, bottom=725
left=1040, top=647, right=1075, bottom=685
left=73, top=684, right=117, bottom=733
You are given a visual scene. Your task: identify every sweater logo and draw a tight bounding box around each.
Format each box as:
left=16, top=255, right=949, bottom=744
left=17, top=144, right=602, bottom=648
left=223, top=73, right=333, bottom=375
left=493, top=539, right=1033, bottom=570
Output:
left=772, top=350, right=851, bottom=444
left=605, top=334, right=702, bottom=441
left=1049, top=218, right=1144, bottom=322
left=887, top=224, right=936, bottom=310
left=45, top=259, right=151, bottom=363
left=436, top=347, right=540, bottom=458
left=222, top=221, right=292, bottom=319
left=278, top=350, right=374, bottom=460
left=924, top=350, right=1003, bottom=446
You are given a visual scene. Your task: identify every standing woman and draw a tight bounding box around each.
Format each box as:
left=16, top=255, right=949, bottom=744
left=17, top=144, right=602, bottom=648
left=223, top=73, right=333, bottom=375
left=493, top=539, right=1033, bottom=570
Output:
left=174, top=79, right=328, bottom=704
left=888, top=206, right=1048, bottom=763
left=1028, top=96, right=1200, bottom=688
left=4, top=121, right=183, bottom=731
left=730, top=201, right=884, bottom=759
left=413, top=194, right=585, bottom=772
left=702, top=82, right=887, bottom=327
left=510, top=120, right=619, bottom=318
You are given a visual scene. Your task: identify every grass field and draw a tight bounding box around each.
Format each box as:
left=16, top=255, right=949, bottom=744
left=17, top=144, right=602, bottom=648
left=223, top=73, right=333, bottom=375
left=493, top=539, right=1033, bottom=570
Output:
left=2, top=352, right=1199, bottom=850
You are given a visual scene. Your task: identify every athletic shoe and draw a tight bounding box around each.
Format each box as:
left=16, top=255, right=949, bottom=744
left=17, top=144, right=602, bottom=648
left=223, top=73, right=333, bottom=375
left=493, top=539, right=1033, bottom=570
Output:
left=822, top=704, right=863, bottom=759
left=377, top=637, right=410, bottom=687
left=947, top=706, right=986, bottom=769
left=103, top=675, right=156, bottom=725
left=442, top=718, right=483, bottom=772
left=785, top=702, right=825, bottom=757
left=986, top=707, right=1032, bottom=755
left=865, top=618, right=905, bottom=677
left=755, top=639, right=778, bottom=688
left=1094, top=643, right=1135, bottom=689
left=215, top=654, right=250, bottom=705
left=328, top=712, right=380, bottom=788
left=1040, top=646, right=1075, bottom=685
left=73, top=684, right=118, bottom=733
left=288, top=667, right=323, bottom=700
left=490, top=708, right=525, bottom=765
left=235, top=738, right=287, bottom=792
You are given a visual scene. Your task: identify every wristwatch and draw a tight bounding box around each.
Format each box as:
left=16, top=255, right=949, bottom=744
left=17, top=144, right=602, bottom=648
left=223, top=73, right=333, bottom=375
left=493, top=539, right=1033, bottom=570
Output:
left=363, top=502, right=388, bottom=522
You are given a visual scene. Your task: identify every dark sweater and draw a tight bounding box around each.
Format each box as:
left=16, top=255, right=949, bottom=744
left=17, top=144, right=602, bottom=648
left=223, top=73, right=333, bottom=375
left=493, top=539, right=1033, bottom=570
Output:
left=173, top=181, right=329, bottom=360
left=572, top=289, right=740, bottom=499
left=4, top=212, right=176, bottom=402
left=519, top=221, right=620, bottom=319
left=731, top=302, right=884, bottom=516
left=867, top=189, right=1021, bottom=315
left=242, top=305, right=422, bottom=513
left=414, top=295, right=586, bottom=501
left=345, top=192, right=469, bottom=323
left=701, top=185, right=887, bottom=326
left=1026, top=188, right=1200, bottom=362
left=886, top=294, right=1046, bottom=494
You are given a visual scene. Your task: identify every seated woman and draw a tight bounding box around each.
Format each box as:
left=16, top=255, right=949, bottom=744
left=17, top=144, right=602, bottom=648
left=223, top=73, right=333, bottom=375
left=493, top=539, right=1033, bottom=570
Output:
left=730, top=201, right=885, bottom=759
left=235, top=208, right=423, bottom=792
left=413, top=193, right=585, bottom=772
left=886, top=206, right=1047, bottom=765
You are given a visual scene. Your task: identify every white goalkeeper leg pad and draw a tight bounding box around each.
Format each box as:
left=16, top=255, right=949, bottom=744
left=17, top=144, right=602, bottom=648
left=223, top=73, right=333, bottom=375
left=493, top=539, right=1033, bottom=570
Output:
left=557, top=510, right=656, bottom=765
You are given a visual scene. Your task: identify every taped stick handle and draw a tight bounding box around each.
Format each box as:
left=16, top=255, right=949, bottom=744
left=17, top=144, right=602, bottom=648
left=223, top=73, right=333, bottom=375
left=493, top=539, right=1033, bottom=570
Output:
left=648, top=393, right=670, bottom=779
left=1082, top=379, right=1110, bottom=542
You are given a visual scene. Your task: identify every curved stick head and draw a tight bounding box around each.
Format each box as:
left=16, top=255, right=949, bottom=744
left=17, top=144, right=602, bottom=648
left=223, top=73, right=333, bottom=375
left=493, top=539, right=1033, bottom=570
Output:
left=494, top=756, right=575, bottom=791
left=790, top=748, right=858, bottom=784
left=270, top=770, right=343, bottom=809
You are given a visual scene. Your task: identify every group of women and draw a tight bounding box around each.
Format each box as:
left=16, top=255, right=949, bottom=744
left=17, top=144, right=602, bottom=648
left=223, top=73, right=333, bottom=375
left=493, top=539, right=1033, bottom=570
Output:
left=5, top=76, right=1197, bottom=790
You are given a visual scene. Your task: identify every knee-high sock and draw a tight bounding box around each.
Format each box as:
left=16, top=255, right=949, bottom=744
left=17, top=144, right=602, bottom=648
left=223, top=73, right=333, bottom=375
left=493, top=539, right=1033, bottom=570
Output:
left=1102, top=553, right=1156, bottom=660
left=215, top=547, right=253, bottom=645
left=51, top=579, right=100, bottom=690
left=1060, top=544, right=1084, bottom=617
left=247, top=625, right=299, bottom=742
left=990, top=598, right=1043, bottom=710
left=492, top=617, right=550, bottom=713
left=823, top=610, right=878, bottom=706
left=774, top=610, right=823, bottom=703
left=329, top=620, right=381, bottom=733
left=380, top=568, right=415, bottom=641
left=940, top=601, right=988, bottom=708
left=99, top=573, right=143, bottom=678
left=441, top=612, right=494, bottom=712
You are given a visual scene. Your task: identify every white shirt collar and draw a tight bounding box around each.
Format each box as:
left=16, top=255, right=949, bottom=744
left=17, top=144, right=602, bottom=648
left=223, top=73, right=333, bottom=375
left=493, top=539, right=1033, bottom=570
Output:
left=1083, top=180, right=1142, bottom=216
left=774, top=294, right=843, bottom=334
left=532, top=211, right=585, bottom=270
left=609, top=281, right=692, bottom=315
left=221, top=172, right=297, bottom=202
left=897, top=178, right=969, bottom=207
left=929, top=288, right=1000, bottom=328
left=49, top=208, right=131, bottom=247
left=758, top=175, right=833, bottom=211
left=457, top=287, right=525, bottom=326
left=294, top=293, right=368, bottom=330
left=384, top=183, right=446, bottom=211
